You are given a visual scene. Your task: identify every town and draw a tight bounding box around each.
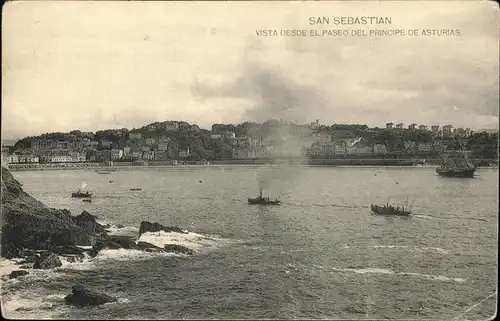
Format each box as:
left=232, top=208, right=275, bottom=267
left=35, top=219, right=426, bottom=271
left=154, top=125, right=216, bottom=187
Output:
left=1, top=119, right=498, bottom=168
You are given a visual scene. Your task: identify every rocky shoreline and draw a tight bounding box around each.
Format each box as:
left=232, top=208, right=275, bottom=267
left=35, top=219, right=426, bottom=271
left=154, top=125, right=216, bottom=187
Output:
left=1, top=166, right=195, bottom=307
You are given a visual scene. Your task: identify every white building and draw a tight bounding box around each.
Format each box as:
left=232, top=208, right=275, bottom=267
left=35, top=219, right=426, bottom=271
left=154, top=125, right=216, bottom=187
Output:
left=50, top=155, right=73, bottom=163
left=110, top=149, right=124, bottom=160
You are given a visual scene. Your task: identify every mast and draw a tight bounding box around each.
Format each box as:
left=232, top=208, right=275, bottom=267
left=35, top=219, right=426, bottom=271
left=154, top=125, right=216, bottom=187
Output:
left=259, top=188, right=262, bottom=198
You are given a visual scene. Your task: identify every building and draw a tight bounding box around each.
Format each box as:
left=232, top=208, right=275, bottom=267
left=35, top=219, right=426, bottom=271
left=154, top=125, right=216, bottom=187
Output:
left=130, top=151, right=142, bottom=160
left=210, top=133, right=223, bottom=140
left=57, top=141, right=72, bottom=150
left=417, top=143, right=433, bottom=153
left=110, top=149, right=124, bottom=160
left=396, top=123, right=404, bottom=129
left=158, top=136, right=170, bottom=143
left=431, top=125, right=440, bottom=133
left=145, top=138, right=156, bottom=146
left=129, top=132, right=142, bottom=140
left=100, top=140, right=112, bottom=148
left=442, top=125, right=454, bottom=139
left=373, top=144, right=388, bottom=155
left=158, top=142, right=169, bottom=151
left=455, top=127, right=466, bottom=137
left=408, top=123, right=417, bottom=130
left=386, top=122, right=394, bottom=129
left=49, top=155, right=73, bottom=163
left=154, top=150, right=169, bottom=161
left=141, top=146, right=151, bottom=152
left=69, top=152, right=86, bottom=162
left=10, top=154, right=19, bottom=164
left=123, top=146, right=131, bottom=155
left=142, top=151, right=155, bottom=160
left=419, top=125, right=428, bottom=131
left=147, top=125, right=156, bottom=132
left=334, top=142, right=348, bottom=155
left=179, top=146, right=190, bottom=158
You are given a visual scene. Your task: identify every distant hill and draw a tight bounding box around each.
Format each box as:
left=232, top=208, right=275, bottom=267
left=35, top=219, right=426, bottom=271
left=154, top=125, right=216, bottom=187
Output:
left=476, top=129, right=498, bottom=134
left=1, top=139, right=18, bottom=146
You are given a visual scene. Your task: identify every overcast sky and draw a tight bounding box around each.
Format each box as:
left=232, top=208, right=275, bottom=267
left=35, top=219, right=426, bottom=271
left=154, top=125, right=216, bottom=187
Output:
left=2, top=1, right=498, bottom=139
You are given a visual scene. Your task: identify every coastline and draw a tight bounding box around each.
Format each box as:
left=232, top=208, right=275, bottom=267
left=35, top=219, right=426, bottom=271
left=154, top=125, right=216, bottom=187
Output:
left=5, top=159, right=497, bottom=172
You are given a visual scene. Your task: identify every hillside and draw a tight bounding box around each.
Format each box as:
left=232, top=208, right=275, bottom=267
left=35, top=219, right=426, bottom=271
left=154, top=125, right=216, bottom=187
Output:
left=1, top=167, right=100, bottom=258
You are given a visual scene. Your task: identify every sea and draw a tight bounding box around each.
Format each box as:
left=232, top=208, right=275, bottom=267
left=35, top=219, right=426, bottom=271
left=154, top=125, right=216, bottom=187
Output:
left=1, top=165, right=498, bottom=320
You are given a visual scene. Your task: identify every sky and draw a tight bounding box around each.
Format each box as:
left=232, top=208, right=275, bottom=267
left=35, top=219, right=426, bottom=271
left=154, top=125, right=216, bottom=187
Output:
left=2, top=1, right=499, bottom=140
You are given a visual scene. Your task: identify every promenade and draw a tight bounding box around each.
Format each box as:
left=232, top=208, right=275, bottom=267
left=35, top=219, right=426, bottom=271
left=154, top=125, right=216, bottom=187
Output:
left=5, top=157, right=497, bottom=171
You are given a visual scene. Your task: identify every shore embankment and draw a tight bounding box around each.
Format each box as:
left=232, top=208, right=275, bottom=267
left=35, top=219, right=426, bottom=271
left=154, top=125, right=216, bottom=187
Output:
left=5, top=156, right=497, bottom=171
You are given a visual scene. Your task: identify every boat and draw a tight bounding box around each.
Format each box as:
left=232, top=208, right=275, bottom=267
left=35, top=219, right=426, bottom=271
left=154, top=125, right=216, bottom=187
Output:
left=130, top=188, right=142, bottom=191
left=72, top=190, right=93, bottom=198
left=436, top=149, right=476, bottom=178
left=371, top=197, right=414, bottom=216
left=82, top=198, right=92, bottom=203
left=371, top=203, right=411, bottom=216
left=248, top=188, right=281, bottom=205
left=72, top=182, right=92, bottom=198
left=96, top=171, right=111, bottom=174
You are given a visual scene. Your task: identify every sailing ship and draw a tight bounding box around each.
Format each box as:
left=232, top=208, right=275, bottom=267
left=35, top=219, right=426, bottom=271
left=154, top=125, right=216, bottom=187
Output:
left=248, top=188, right=281, bottom=205
left=436, top=149, right=476, bottom=178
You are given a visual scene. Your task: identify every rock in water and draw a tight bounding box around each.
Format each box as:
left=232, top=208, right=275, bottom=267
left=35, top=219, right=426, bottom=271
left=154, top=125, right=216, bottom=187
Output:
left=139, top=221, right=188, bottom=236
left=164, top=244, right=195, bottom=255
left=72, top=210, right=105, bottom=235
left=33, top=253, right=62, bottom=269
left=48, top=245, right=85, bottom=255
left=106, top=235, right=137, bottom=249
left=65, top=285, right=116, bottom=306
left=137, top=241, right=164, bottom=252
left=9, top=270, right=29, bottom=279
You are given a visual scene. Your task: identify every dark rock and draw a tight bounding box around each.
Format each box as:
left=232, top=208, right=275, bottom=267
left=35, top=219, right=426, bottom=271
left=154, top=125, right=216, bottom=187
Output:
left=116, top=224, right=125, bottom=229
left=103, top=224, right=111, bottom=228
left=1, top=167, right=102, bottom=257
left=106, top=235, right=137, bottom=249
left=65, top=284, right=116, bottom=306
left=72, top=210, right=105, bottom=235
left=48, top=245, right=85, bottom=255
left=164, top=244, right=195, bottom=255
left=19, top=264, right=33, bottom=269
left=9, top=270, right=29, bottom=279
left=139, top=221, right=188, bottom=236
left=105, top=241, right=122, bottom=249
left=33, top=253, right=62, bottom=269
left=61, top=254, right=85, bottom=263
left=136, top=241, right=162, bottom=251
left=87, top=249, right=99, bottom=258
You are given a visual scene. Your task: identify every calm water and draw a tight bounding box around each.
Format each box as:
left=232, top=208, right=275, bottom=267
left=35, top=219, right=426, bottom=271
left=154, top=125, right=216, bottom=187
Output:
left=2, top=166, right=498, bottom=320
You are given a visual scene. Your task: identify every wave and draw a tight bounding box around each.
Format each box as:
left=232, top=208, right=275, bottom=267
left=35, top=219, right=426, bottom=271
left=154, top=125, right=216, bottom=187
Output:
left=343, top=244, right=449, bottom=254
left=313, top=265, right=466, bottom=283
left=137, top=230, right=223, bottom=253
left=370, top=245, right=449, bottom=255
